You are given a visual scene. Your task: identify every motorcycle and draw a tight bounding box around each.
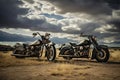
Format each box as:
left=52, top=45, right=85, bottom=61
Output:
left=11, top=32, right=56, bottom=61
left=59, top=33, right=110, bottom=62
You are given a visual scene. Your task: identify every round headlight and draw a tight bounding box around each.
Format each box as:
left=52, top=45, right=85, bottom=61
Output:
left=45, top=36, right=50, bottom=39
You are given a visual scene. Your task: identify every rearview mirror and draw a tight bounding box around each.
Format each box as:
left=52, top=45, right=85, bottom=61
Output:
left=80, top=33, right=83, bottom=36
left=32, top=33, right=37, bottom=37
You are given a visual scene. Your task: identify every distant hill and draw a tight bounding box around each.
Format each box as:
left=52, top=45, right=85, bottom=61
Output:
left=50, top=37, right=77, bottom=44
left=109, top=47, right=120, bottom=49
left=0, top=30, right=36, bottom=42
left=0, top=44, right=13, bottom=51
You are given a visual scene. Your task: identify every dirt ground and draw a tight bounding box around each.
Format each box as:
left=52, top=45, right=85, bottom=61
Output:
left=0, top=50, right=120, bottom=80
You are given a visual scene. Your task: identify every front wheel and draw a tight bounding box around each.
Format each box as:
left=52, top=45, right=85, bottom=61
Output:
left=95, top=48, right=110, bottom=62
left=46, top=45, right=56, bottom=61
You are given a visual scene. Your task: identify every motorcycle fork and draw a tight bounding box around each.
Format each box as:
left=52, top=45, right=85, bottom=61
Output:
left=44, top=45, right=49, bottom=57
left=44, top=45, right=52, bottom=57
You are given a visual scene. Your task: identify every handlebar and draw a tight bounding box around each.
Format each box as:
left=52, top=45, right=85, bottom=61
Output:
left=32, top=32, right=42, bottom=38
left=36, top=32, right=42, bottom=36
left=33, top=32, right=50, bottom=38
left=80, top=33, right=94, bottom=37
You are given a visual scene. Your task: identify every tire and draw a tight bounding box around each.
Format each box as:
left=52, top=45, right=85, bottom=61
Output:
left=46, top=45, right=56, bottom=61
left=15, top=56, right=25, bottom=58
left=95, top=48, right=110, bottom=62
left=60, top=48, right=73, bottom=60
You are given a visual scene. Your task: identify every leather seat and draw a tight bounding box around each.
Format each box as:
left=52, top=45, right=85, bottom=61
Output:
left=69, top=42, right=77, bottom=46
left=69, top=40, right=90, bottom=46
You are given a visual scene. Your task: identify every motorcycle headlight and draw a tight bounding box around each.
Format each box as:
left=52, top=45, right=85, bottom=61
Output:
left=45, top=35, right=50, bottom=39
left=92, top=36, right=97, bottom=41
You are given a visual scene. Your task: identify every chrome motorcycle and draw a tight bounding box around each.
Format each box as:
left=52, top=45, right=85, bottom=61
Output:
left=59, top=33, right=110, bottom=62
left=11, top=32, right=56, bottom=61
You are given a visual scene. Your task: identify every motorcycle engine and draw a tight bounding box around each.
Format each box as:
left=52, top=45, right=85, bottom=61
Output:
left=14, top=43, right=24, bottom=51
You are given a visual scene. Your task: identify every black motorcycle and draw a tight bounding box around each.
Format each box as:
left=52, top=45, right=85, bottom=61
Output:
left=11, top=32, right=56, bottom=61
left=59, top=33, right=110, bottom=62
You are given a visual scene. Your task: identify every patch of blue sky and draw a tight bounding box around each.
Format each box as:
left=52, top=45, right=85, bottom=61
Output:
left=41, top=13, right=65, bottom=20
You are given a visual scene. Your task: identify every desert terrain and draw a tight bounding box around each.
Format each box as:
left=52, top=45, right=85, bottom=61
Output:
left=0, top=48, right=120, bottom=80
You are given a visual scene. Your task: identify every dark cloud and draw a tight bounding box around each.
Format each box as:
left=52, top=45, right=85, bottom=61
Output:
left=0, top=0, right=62, bottom=33
left=46, top=0, right=119, bottom=15
left=79, top=22, right=101, bottom=33
left=108, top=19, right=120, bottom=32
left=17, top=17, right=62, bottom=32
left=24, top=0, right=34, bottom=4
left=47, top=0, right=120, bottom=15
left=0, top=0, right=28, bottom=27
left=105, top=0, right=120, bottom=9
left=46, top=0, right=120, bottom=39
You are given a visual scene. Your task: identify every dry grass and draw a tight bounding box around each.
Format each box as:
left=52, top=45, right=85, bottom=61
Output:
left=46, top=63, right=90, bottom=80
left=0, top=48, right=120, bottom=67
left=0, top=51, right=49, bottom=67
left=0, top=49, right=120, bottom=80
left=109, top=49, right=120, bottom=62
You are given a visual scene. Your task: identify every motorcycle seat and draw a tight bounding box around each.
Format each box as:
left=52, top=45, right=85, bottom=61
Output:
left=78, top=40, right=90, bottom=46
left=69, top=42, right=77, bottom=46
left=23, top=43, right=35, bottom=46
left=69, top=42, right=86, bottom=46
left=23, top=43, right=29, bottom=46
left=29, top=40, right=41, bottom=46
left=23, top=42, right=38, bottom=47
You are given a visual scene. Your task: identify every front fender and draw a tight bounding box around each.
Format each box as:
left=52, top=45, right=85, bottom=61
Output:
left=59, top=47, right=74, bottom=55
left=91, top=45, right=109, bottom=59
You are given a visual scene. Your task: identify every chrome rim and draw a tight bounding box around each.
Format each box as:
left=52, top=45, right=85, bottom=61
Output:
left=97, top=49, right=106, bottom=59
left=48, top=46, right=54, bottom=60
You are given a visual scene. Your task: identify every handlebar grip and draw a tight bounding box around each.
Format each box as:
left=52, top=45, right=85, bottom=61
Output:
left=80, top=34, right=93, bottom=37
left=80, top=35, right=88, bottom=37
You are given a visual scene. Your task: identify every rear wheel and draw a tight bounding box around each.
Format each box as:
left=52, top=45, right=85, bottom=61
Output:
left=95, top=48, right=110, bottom=62
left=46, top=45, right=56, bottom=61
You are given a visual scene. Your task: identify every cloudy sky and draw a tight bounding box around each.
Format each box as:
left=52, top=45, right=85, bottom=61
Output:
left=0, top=0, right=120, bottom=47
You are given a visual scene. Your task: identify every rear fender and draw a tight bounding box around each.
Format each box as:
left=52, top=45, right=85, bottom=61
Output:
left=59, top=46, right=74, bottom=55
left=59, top=43, right=72, bottom=50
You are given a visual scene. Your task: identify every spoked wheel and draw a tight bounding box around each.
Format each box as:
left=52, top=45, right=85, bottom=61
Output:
left=46, top=45, right=56, bottom=61
left=95, top=48, right=110, bottom=62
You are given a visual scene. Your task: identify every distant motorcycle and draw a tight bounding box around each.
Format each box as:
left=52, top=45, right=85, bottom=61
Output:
left=59, top=33, right=110, bottom=62
left=11, top=32, right=56, bottom=61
